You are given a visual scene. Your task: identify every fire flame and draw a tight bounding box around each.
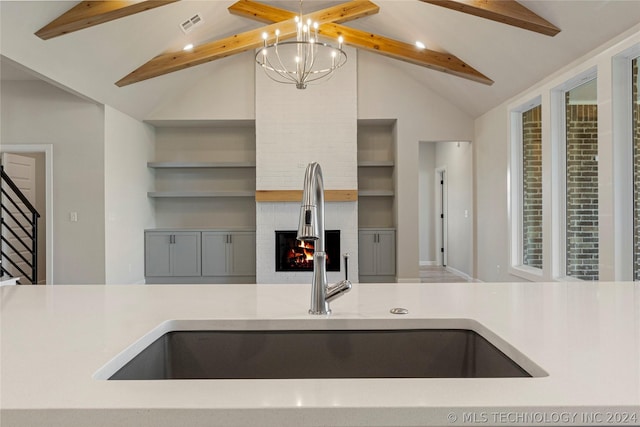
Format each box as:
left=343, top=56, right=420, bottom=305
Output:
left=299, top=241, right=314, bottom=261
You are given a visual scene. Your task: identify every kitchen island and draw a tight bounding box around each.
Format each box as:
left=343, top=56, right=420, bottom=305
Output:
left=1, top=282, right=639, bottom=426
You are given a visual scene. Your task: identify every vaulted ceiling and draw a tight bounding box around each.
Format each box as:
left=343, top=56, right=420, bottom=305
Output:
left=2, top=1, right=640, bottom=120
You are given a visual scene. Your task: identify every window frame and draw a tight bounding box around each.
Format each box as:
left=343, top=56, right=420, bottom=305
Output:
left=551, top=68, right=598, bottom=281
left=611, top=47, right=640, bottom=281
left=509, top=96, right=545, bottom=281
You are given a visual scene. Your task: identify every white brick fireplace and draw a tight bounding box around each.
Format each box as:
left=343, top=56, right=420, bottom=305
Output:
left=255, top=46, right=359, bottom=284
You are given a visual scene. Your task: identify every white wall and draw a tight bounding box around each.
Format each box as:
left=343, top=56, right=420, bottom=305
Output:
left=104, top=106, right=155, bottom=284
left=474, top=23, right=640, bottom=282
left=146, top=51, right=256, bottom=121
left=1, top=80, right=106, bottom=284
left=358, top=51, right=475, bottom=281
left=418, top=142, right=435, bottom=265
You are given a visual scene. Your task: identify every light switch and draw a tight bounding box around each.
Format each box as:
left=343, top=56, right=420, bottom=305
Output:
left=69, top=212, right=78, bottom=222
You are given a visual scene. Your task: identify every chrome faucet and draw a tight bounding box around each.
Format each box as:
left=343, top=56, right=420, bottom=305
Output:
left=297, top=162, right=352, bottom=315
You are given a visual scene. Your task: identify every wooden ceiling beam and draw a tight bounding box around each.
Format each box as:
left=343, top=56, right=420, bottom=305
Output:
left=228, top=0, right=379, bottom=25
left=420, top=0, right=560, bottom=37
left=231, top=0, right=493, bottom=85
left=321, top=24, right=493, bottom=85
left=35, top=1, right=179, bottom=40
left=116, top=1, right=379, bottom=86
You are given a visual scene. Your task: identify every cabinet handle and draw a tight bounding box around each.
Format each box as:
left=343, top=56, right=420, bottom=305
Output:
left=229, top=234, right=232, bottom=244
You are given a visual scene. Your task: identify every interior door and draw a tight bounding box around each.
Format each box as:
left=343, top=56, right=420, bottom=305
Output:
left=1, top=152, right=36, bottom=283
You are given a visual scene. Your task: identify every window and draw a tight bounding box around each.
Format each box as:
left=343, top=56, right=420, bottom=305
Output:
left=564, top=79, right=598, bottom=280
left=522, top=105, right=543, bottom=269
left=509, top=98, right=543, bottom=280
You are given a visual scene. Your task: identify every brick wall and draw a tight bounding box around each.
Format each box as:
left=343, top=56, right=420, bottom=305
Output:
left=565, top=101, right=599, bottom=280
left=633, top=58, right=640, bottom=280
left=522, top=105, right=543, bottom=269
left=254, top=46, right=359, bottom=284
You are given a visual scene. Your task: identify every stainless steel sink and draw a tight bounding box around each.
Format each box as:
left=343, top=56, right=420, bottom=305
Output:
left=107, top=327, right=535, bottom=380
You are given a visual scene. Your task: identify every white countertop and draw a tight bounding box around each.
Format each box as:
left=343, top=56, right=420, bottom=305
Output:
left=1, top=282, right=639, bottom=427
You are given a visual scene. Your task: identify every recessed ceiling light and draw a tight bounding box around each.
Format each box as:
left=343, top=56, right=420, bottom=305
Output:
left=183, top=43, right=194, bottom=51
left=415, top=41, right=426, bottom=49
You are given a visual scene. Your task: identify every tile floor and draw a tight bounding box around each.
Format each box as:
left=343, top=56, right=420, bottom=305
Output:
left=419, top=266, right=473, bottom=283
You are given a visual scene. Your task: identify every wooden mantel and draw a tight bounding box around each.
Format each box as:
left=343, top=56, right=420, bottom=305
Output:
left=255, top=190, right=358, bottom=202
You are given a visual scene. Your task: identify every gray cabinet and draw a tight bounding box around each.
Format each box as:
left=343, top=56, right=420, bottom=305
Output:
left=359, top=229, right=395, bottom=282
left=202, top=231, right=256, bottom=277
left=145, top=231, right=201, bottom=277
left=145, top=229, right=255, bottom=284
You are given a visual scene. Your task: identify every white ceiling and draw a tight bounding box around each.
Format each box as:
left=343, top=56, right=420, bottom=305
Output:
left=2, top=0, right=640, bottom=120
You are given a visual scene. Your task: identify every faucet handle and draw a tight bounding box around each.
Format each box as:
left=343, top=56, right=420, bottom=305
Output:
left=326, top=279, right=352, bottom=303
left=343, top=253, right=350, bottom=281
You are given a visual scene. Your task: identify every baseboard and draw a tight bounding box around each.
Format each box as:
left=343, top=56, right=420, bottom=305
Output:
left=445, top=266, right=475, bottom=282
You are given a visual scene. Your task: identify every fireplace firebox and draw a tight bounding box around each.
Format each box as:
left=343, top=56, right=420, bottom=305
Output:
left=275, top=230, right=340, bottom=272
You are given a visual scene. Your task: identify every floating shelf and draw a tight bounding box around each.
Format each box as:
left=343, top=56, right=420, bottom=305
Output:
left=148, top=161, right=256, bottom=168
left=358, top=190, right=394, bottom=197
left=148, top=191, right=255, bottom=198
left=357, top=160, right=394, bottom=167
left=256, top=189, right=357, bottom=202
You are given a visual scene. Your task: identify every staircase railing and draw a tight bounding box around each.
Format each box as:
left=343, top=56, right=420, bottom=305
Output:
left=0, top=165, right=40, bottom=284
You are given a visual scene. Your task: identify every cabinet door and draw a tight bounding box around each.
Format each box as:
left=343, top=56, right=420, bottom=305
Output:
left=172, top=232, right=201, bottom=277
left=202, top=232, right=229, bottom=276
left=358, top=231, right=377, bottom=276
left=375, top=230, right=396, bottom=276
left=145, top=233, right=172, bottom=277
left=228, top=232, right=256, bottom=276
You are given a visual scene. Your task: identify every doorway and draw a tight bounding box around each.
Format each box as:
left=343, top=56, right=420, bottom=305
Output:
left=418, top=140, right=474, bottom=279
left=0, top=145, right=53, bottom=284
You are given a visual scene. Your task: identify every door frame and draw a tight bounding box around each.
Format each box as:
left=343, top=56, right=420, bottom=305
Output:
left=435, top=166, right=448, bottom=267
left=1, top=144, right=54, bottom=284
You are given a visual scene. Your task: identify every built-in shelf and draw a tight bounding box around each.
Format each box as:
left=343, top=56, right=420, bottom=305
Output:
left=358, top=120, right=396, bottom=229
left=148, top=191, right=255, bottom=198
left=149, top=122, right=257, bottom=229
left=358, top=190, right=395, bottom=197
left=357, top=160, right=394, bottom=167
left=148, top=161, right=256, bottom=169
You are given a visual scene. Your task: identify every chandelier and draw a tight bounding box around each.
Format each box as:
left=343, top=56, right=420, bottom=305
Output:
left=255, top=2, right=347, bottom=89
